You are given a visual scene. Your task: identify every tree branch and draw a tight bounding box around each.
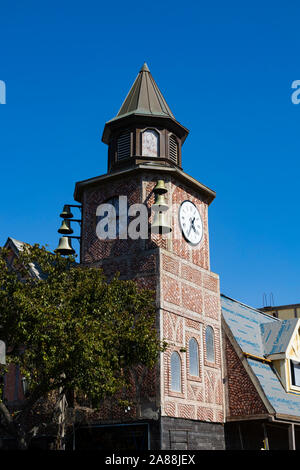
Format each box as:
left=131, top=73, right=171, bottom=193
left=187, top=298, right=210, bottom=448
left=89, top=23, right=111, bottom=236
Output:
left=0, top=401, right=18, bottom=438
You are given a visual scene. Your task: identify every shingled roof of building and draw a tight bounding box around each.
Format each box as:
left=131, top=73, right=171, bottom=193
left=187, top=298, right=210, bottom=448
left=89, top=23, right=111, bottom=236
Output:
left=4, top=237, right=45, bottom=280
left=222, top=294, right=300, bottom=419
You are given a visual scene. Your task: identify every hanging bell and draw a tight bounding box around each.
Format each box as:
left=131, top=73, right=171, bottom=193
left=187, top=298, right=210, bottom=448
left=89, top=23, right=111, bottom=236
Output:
left=151, top=211, right=172, bottom=234
left=154, top=180, right=167, bottom=194
left=55, top=237, right=75, bottom=255
left=60, top=205, right=73, bottom=219
left=152, top=193, right=169, bottom=212
left=58, top=219, right=74, bottom=235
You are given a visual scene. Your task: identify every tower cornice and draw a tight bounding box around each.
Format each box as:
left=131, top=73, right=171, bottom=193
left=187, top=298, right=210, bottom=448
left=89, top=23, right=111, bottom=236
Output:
left=74, top=164, right=216, bottom=205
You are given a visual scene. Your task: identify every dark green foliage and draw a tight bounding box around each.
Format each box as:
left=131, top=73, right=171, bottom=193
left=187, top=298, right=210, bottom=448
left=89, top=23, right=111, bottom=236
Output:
left=0, top=244, right=164, bottom=447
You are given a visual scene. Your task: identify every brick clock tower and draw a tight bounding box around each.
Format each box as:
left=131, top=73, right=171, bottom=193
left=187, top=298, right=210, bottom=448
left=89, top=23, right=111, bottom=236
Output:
left=73, top=64, right=225, bottom=450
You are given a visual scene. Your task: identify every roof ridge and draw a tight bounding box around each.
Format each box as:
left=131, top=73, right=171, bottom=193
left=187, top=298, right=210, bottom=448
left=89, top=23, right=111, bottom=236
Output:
left=221, top=293, right=281, bottom=322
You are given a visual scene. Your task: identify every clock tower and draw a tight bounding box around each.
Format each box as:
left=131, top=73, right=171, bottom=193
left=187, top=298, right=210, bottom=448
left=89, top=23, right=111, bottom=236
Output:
left=74, top=64, right=225, bottom=450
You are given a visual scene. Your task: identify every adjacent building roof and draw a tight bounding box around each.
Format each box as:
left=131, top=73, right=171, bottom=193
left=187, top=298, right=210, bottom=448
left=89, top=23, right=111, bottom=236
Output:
left=222, top=294, right=300, bottom=419
left=6, top=237, right=28, bottom=253
left=4, top=237, right=44, bottom=280
left=261, top=318, right=298, bottom=356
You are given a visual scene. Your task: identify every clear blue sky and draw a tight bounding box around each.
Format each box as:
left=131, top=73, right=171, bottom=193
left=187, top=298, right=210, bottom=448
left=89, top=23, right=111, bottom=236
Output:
left=1, top=0, right=300, bottom=308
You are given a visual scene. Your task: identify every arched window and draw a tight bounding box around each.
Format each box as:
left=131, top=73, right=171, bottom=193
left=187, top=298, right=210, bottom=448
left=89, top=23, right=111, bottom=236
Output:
left=189, top=338, right=199, bottom=376
left=205, top=326, right=215, bottom=363
left=170, top=352, right=181, bottom=392
left=142, top=129, right=159, bottom=157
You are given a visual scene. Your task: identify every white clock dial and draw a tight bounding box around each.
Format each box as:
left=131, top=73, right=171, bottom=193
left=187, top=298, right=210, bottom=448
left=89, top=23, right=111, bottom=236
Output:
left=179, top=200, right=203, bottom=246
left=142, top=130, right=158, bottom=157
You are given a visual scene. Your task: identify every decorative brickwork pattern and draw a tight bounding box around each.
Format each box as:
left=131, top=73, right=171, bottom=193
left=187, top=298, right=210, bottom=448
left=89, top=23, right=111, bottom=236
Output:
left=162, top=254, right=180, bottom=276
left=182, top=283, right=203, bottom=314
left=225, top=337, right=268, bottom=418
left=160, top=246, right=223, bottom=423
left=181, top=264, right=202, bottom=286
left=79, top=169, right=224, bottom=425
left=82, top=178, right=143, bottom=264
left=163, top=275, right=181, bottom=307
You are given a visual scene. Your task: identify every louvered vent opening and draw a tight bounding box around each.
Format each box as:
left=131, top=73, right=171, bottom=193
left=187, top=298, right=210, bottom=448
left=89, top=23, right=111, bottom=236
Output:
left=169, top=136, right=178, bottom=164
left=117, top=132, right=130, bottom=160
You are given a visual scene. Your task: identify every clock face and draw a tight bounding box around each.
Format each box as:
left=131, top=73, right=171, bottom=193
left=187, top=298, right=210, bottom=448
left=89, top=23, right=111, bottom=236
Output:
left=179, top=200, right=203, bottom=246
left=142, top=130, right=158, bottom=157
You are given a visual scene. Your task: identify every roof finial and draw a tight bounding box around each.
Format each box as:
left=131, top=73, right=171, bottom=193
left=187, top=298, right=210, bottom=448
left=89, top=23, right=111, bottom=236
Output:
left=140, top=62, right=150, bottom=72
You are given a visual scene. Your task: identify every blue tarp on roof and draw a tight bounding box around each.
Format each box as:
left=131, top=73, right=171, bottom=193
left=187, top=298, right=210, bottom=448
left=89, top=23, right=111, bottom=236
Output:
left=260, top=318, right=298, bottom=356
left=221, top=294, right=277, bottom=357
left=221, top=294, right=300, bottom=418
left=247, top=359, right=300, bottom=416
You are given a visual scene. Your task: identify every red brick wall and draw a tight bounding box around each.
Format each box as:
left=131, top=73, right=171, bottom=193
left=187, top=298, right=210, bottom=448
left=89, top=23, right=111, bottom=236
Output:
left=161, top=251, right=223, bottom=423
left=171, top=183, right=209, bottom=270
left=225, top=337, right=268, bottom=417
left=81, top=176, right=143, bottom=264
left=79, top=169, right=224, bottom=424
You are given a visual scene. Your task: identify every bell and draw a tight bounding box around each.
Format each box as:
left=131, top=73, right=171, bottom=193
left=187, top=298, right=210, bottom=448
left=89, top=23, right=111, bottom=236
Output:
left=60, top=205, right=73, bottom=219
left=55, top=237, right=75, bottom=255
left=58, top=219, right=74, bottom=235
left=154, top=180, right=167, bottom=194
left=151, top=211, right=172, bottom=234
left=152, top=193, right=169, bottom=212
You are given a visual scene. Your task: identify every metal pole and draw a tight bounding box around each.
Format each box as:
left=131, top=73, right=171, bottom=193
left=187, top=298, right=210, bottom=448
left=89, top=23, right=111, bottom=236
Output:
left=262, top=423, right=269, bottom=450
left=288, top=424, right=296, bottom=450
left=0, top=341, right=5, bottom=365
left=238, top=424, right=244, bottom=450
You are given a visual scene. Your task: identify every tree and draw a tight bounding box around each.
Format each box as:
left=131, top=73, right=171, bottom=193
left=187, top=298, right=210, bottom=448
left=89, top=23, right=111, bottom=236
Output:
left=0, top=244, right=164, bottom=449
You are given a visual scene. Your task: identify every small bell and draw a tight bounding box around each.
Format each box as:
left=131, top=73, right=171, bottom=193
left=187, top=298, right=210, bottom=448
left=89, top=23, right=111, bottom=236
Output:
left=152, top=193, right=169, bottom=212
left=151, top=211, right=172, bottom=234
left=58, top=219, right=74, bottom=235
left=55, top=237, right=75, bottom=255
left=153, top=180, right=167, bottom=194
left=60, top=205, right=73, bottom=219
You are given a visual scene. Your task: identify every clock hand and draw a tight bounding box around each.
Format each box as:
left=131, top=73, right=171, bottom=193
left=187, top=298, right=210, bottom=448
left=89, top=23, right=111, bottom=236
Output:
left=190, top=217, right=195, bottom=230
left=187, top=217, right=195, bottom=236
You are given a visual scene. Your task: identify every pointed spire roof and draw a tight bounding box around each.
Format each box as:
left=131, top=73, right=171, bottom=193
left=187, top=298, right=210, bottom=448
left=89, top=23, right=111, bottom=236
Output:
left=114, top=62, right=175, bottom=120
left=102, top=63, right=188, bottom=144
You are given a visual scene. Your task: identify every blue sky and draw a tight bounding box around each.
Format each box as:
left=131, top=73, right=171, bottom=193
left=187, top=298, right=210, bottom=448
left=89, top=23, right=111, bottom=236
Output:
left=0, top=0, right=300, bottom=308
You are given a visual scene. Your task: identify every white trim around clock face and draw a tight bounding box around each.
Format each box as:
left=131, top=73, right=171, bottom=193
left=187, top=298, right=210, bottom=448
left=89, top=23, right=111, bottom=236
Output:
left=178, top=200, right=203, bottom=246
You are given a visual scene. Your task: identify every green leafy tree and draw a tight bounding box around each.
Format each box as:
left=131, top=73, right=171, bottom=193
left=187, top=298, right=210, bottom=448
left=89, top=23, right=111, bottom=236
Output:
left=0, top=244, right=164, bottom=449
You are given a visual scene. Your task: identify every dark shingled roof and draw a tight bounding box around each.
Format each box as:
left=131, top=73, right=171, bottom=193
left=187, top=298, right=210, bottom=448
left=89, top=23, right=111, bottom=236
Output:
left=101, top=63, right=189, bottom=145
left=109, top=62, right=175, bottom=122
